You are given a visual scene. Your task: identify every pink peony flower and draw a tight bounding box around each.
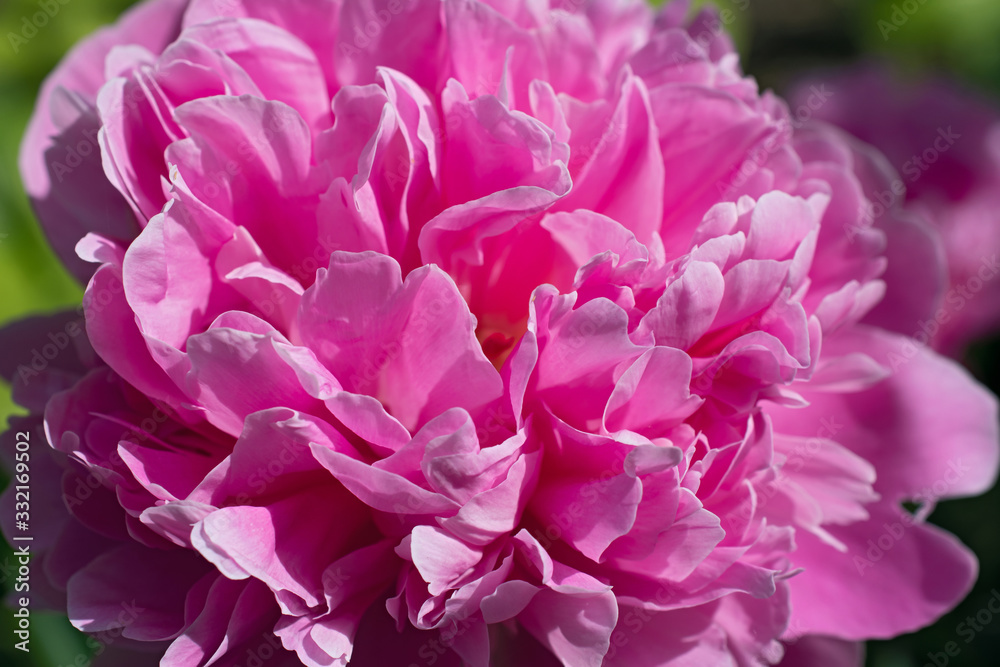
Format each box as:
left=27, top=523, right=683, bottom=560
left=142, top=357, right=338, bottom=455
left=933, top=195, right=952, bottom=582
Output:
left=789, top=63, right=1000, bottom=355
left=5, top=1, right=999, bottom=666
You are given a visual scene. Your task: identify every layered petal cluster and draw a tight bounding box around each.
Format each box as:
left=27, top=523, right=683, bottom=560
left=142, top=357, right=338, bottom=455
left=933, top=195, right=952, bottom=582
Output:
left=789, top=64, right=1000, bottom=355
left=4, top=1, right=999, bottom=666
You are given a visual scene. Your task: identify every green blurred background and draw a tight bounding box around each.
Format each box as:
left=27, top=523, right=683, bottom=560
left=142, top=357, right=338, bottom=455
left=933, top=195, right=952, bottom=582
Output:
left=0, top=0, right=998, bottom=665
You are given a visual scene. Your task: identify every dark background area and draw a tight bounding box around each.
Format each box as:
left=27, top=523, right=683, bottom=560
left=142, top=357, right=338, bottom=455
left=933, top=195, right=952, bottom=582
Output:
left=0, top=0, right=998, bottom=665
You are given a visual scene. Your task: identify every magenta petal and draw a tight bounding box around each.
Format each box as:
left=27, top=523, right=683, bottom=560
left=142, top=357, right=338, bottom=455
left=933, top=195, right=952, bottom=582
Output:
left=602, top=604, right=731, bottom=667
left=533, top=469, right=642, bottom=562
left=184, top=327, right=326, bottom=436
left=558, top=71, right=665, bottom=244
left=161, top=576, right=279, bottom=667
left=96, top=73, right=175, bottom=221
left=123, top=202, right=215, bottom=349
left=518, top=587, right=618, bottom=667
left=604, top=347, right=702, bottom=435
left=193, top=485, right=362, bottom=612
left=179, top=17, right=332, bottom=132
left=786, top=503, right=978, bottom=640
left=543, top=209, right=647, bottom=272
left=84, top=262, right=189, bottom=408
left=170, top=95, right=323, bottom=275
left=300, top=252, right=503, bottom=430
left=18, top=0, right=185, bottom=280
left=650, top=84, right=779, bottom=255
left=337, top=0, right=444, bottom=90
left=439, top=438, right=538, bottom=545
left=641, top=260, right=726, bottom=350
left=310, top=443, right=460, bottom=517
left=67, top=543, right=210, bottom=641
left=776, top=326, right=1000, bottom=502
left=409, top=525, right=484, bottom=596
left=778, top=636, right=863, bottom=667
left=532, top=291, right=644, bottom=427
left=862, top=211, right=948, bottom=338
left=347, top=596, right=466, bottom=667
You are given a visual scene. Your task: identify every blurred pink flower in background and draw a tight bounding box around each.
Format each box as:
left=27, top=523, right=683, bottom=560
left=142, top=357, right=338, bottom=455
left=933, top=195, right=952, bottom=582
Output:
left=3, top=1, right=999, bottom=666
left=789, top=64, right=1000, bottom=356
